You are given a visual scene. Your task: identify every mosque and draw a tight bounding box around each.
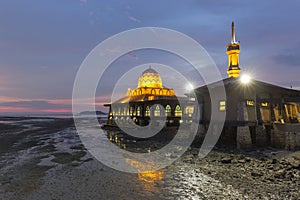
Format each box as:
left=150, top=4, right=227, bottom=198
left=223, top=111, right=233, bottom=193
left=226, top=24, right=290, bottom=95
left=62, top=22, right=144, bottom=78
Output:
left=104, top=22, right=300, bottom=149
left=104, top=66, right=195, bottom=126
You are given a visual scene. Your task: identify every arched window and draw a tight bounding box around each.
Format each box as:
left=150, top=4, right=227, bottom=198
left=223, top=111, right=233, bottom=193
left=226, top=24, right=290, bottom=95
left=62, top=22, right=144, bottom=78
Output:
left=137, top=106, right=141, bottom=116
left=165, top=105, right=171, bottom=116
left=124, top=107, right=128, bottom=116
left=151, top=89, right=156, bottom=95
left=154, top=105, right=160, bottom=117
left=117, top=107, right=121, bottom=116
left=138, top=89, right=142, bottom=95
left=129, top=107, right=134, bottom=116
left=145, top=106, right=150, bottom=117
left=185, top=106, right=194, bottom=117
left=175, top=105, right=182, bottom=117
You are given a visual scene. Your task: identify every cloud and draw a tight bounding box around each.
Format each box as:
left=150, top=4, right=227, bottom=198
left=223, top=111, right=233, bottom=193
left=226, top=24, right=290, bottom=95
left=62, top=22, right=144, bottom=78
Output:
left=0, top=100, right=70, bottom=110
left=0, top=95, right=112, bottom=113
left=128, top=16, right=141, bottom=23
left=120, top=53, right=139, bottom=61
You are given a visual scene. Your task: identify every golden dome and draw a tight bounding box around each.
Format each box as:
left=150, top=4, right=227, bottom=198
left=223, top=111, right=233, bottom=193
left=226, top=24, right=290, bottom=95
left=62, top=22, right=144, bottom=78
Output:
left=138, top=67, right=162, bottom=88
left=125, top=67, right=176, bottom=98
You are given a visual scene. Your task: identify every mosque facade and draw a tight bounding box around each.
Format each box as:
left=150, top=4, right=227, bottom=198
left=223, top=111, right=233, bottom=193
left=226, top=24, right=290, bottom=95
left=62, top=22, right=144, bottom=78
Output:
left=104, top=22, right=300, bottom=149
left=195, top=22, right=300, bottom=149
left=104, top=67, right=195, bottom=127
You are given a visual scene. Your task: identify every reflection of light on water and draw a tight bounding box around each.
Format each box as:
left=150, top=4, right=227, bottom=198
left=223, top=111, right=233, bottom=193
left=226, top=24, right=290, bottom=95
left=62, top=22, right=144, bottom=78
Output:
left=125, top=158, right=164, bottom=193
left=138, top=170, right=164, bottom=183
left=125, top=158, right=164, bottom=182
left=106, top=130, right=163, bottom=196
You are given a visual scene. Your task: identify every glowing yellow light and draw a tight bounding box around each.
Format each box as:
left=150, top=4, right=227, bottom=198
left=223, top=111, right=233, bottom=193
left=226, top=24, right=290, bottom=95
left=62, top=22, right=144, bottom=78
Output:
left=246, top=100, right=255, bottom=106
left=138, top=171, right=164, bottom=183
left=240, top=74, right=251, bottom=84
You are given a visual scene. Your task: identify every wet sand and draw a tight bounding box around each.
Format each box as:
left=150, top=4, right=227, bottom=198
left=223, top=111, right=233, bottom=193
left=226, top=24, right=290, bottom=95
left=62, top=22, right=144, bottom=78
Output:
left=0, top=117, right=299, bottom=199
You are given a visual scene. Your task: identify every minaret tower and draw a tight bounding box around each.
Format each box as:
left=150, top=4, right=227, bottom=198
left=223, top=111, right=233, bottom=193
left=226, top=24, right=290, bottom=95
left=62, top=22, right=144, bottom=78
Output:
left=226, top=21, right=241, bottom=78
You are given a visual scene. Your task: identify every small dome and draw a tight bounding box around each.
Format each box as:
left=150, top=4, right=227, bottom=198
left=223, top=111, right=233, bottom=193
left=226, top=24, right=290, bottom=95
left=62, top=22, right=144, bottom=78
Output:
left=138, top=67, right=162, bottom=88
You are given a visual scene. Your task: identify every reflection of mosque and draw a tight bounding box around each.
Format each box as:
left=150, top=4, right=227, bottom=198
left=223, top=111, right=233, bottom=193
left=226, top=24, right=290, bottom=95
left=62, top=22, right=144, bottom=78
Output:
left=104, top=67, right=195, bottom=126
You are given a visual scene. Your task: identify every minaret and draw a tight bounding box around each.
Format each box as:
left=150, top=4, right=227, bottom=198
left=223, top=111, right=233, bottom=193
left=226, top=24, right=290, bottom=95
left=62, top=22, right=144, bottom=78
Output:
left=226, top=22, right=241, bottom=78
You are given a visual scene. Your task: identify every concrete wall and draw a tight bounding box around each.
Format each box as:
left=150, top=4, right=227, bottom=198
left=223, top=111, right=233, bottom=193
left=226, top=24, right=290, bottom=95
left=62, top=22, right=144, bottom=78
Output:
left=255, top=125, right=270, bottom=146
left=272, top=124, right=300, bottom=150
left=236, top=126, right=252, bottom=149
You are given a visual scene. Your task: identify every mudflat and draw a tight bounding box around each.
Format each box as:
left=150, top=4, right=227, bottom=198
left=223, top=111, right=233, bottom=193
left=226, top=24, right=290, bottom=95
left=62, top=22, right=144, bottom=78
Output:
left=0, top=117, right=299, bottom=199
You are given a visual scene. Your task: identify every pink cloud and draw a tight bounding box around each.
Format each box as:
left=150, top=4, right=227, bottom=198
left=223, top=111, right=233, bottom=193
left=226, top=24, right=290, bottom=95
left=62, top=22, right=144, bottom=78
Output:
left=41, top=109, right=72, bottom=113
left=0, top=95, right=112, bottom=113
left=0, top=106, right=39, bottom=113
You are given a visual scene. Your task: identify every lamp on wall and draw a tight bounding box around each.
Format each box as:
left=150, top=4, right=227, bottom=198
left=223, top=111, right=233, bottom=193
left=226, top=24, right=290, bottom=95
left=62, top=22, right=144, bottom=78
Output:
left=240, top=74, right=251, bottom=84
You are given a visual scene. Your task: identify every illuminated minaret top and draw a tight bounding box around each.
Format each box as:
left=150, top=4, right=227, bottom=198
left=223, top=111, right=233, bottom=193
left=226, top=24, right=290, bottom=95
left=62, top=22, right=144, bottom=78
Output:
left=226, top=21, right=241, bottom=78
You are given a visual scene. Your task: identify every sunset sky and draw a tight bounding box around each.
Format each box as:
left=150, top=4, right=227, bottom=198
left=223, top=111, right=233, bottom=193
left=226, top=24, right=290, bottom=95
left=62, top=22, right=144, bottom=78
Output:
left=1, top=0, right=300, bottom=114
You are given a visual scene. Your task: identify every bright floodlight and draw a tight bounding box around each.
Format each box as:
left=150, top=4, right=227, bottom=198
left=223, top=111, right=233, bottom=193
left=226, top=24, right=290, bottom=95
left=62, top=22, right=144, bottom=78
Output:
left=240, top=74, right=251, bottom=84
left=186, top=83, right=194, bottom=91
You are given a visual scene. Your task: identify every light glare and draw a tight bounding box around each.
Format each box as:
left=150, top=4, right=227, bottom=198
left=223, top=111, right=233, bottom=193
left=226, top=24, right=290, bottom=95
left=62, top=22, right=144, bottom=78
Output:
left=241, top=74, right=251, bottom=84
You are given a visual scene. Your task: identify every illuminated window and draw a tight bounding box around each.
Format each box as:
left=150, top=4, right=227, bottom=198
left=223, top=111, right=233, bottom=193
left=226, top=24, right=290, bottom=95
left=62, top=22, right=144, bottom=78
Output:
left=219, top=101, right=226, bottom=111
left=175, top=105, right=182, bottom=117
left=246, top=100, right=255, bottom=107
left=261, top=102, right=269, bottom=107
left=145, top=106, right=150, bottom=117
left=148, top=96, right=154, bottom=101
left=185, top=106, right=194, bottom=117
left=124, top=107, right=128, bottom=116
left=129, top=107, right=133, bottom=116
left=154, top=105, right=160, bottom=117
left=137, top=106, right=141, bottom=116
left=165, top=105, right=171, bottom=116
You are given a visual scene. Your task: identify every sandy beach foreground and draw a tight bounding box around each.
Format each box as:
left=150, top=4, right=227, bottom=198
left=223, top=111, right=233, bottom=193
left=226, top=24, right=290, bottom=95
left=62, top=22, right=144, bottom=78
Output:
left=0, top=117, right=299, bottom=200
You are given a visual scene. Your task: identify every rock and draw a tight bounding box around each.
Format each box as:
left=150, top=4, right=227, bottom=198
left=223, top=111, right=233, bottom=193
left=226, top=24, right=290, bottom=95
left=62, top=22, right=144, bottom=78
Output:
left=270, top=158, right=278, bottom=164
left=191, top=149, right=199, bottom=156
left=274, top=169, right=286, bottom=179
left=251, top=171, right=263, bottom=177
left=183, top=156, right=193, bottom=163
left=170, top=154, right=178, bottom=159
left=238, top=159, right=246, bottom=164
left=221, top=157, right=232, bottom=164
left=289, top=161, right=300, bottom=169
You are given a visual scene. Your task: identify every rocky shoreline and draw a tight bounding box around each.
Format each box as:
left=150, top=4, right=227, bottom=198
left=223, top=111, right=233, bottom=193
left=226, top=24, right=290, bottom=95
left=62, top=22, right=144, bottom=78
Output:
left=178, top=148, right=300, bottom=199
left=0, top=117, right=299, bottom=199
